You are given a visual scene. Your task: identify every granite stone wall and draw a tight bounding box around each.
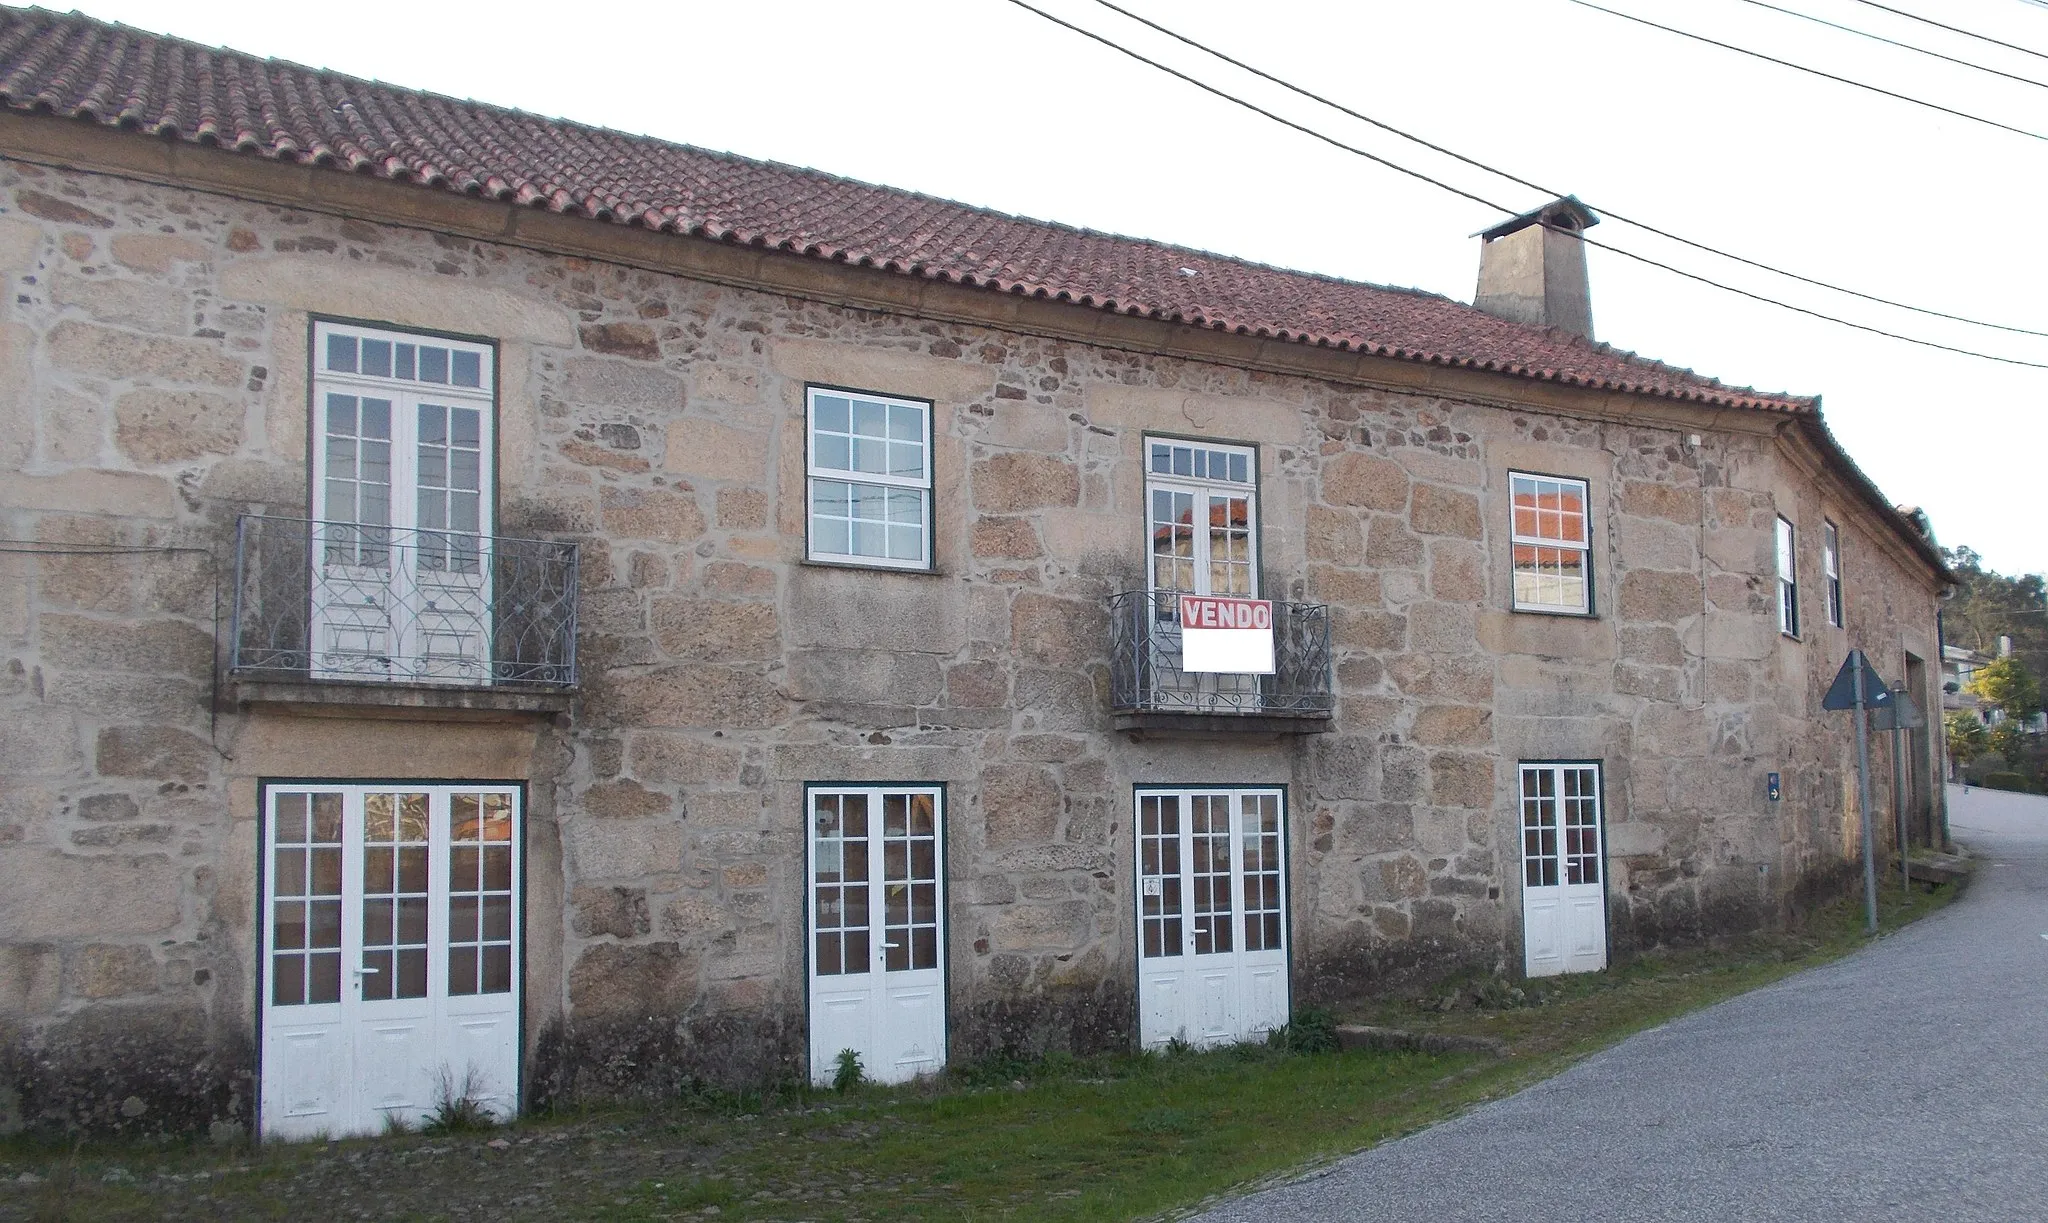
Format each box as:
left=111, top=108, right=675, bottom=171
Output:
left=0, top=159, right=1945, bottom=1133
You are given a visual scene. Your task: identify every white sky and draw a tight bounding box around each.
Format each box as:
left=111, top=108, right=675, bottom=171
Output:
left=62, top=0, right=2048, bottom=575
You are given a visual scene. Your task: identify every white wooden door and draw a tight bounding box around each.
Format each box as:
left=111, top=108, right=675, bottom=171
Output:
left=1520, top=763, right=1608, bottom=978
left=1145, top=438, right=1263, bottom=711
left=1136, top=789, right=1289, bottom=1048
left=808, top=787, right=945, bottom=1085
left=261, top=784, right=520, bottom=1139
left=310, top=322, right=495, bottom=684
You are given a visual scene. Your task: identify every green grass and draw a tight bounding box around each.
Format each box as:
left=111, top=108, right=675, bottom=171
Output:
left=0, top=879, right=1960, bottom=1222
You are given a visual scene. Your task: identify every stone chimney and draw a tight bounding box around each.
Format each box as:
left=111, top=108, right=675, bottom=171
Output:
left=1473, top=196, right=1600, bottom=339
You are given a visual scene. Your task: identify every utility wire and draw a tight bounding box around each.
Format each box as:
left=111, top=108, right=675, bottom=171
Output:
left=999, top=0, right=2048, bottom=368
left=1081, top=0, right=2048, bottom=339
left=1733, top=0, right=2048, bottom=90
left=1567, top=0, right=2048, bottom=143
left=1849, top=0, right=2048, bottom=64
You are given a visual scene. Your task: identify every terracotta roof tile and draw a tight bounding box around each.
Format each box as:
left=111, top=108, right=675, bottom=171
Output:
left=0, top=5, right=1815, bottom=414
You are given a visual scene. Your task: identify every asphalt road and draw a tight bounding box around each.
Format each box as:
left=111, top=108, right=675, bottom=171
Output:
left=1197, top=785, right=2048, bottom=1223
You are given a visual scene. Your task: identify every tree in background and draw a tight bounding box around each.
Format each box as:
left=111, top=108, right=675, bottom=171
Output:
left=1946, top=710, right=1990, bottom=775
left=1966, top=655, right=2042, bottom=722
left=1943, top=547, right=2048, bottom=683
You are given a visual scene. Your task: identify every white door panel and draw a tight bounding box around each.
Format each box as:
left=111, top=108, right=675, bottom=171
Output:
left=1520, top=764, right=1607, bottom=978
left=260, top=785, right=521, bottom=1139
left=807, top=788, right=946, bottom=1086
left=1136, top=789, right=1290, bottom=1048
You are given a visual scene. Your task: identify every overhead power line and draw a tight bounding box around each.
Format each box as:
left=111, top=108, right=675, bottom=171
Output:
left=1082, top=0, right=2048, bottom=339
left=1565, top=0, right=2048, bottom=143
left=1732, top=0, right=2048, bottom=91
left=1848, top=0, right=2048, bottom=64
left=995, top=0, right=2048, bottom=369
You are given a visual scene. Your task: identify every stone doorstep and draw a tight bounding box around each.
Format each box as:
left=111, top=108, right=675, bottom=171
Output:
left=1897, top=853, right=1972, bottom=887
left=1334, top=1024, right=1510, bottom=1058
left=227, top=676, right=572, bottom=723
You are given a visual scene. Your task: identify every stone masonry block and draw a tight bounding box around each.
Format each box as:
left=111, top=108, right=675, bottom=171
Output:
left=53, top=272, right=189, bottom=334
left=0, top=943, right=60, bottom=1016
left=1619, top=480, right=1702, bottom=525
left=600, top=486, right=706, bottom=543
left=562, top=356, right=684, bottom=412
left=972, top=452, right=1080, bottom=512
left=568, top=941, right=696, bottom=1020
left=1010, top=593, right=1102, bottom=669
left=66, top=943, right=159, bottom=998
left=0, top=850, right=181, bottom=938
left=94, top=725, right=211, bottom=783
left=609, top=666, right=787, bottom=729
left=1618, top=570, right=1704, bottom=624
left=1410, top=484, right=1482, bottom=539
left=665, top=418, right=770, bottom=484
left=579, top=780, right=674, bottom=819
left=114, top=388, right=244, bottom=464
left=983, top=764, right=1060, bottom=847
left=566, top=815, right=683, bottom=880
left=787, top=648, right=943, bottom=706
left=1321, top=452, right=1408, bottom=511
left=1365, top=516, right=1424, bottom=568
left=650, top=598, right=779, bottom=661
left=1429, top=753, right=1494, bottom=808
left=1410, top=704, right=1492, bottom=747
left=38, top=614, right=214, bottom=677
left=110, top=233, right=210, bottom=275
left=570, top=886, right=651, bottom=938
left=45, top=319, right=243, bottom=386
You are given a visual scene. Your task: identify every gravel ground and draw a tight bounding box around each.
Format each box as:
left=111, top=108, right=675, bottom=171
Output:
left=1195, top=784, right=2048, bottom=1223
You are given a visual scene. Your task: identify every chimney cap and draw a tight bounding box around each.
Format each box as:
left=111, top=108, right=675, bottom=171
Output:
left=1477, top=196, right=1601, bottom=242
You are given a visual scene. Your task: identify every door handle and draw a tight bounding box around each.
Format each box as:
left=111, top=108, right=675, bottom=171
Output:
left=354, top=965, right=381, bottom=976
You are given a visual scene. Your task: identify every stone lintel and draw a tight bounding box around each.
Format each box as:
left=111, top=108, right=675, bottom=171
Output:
left=228, top=677, right=570, bottom=722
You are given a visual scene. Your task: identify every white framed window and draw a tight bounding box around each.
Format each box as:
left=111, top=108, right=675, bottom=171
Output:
left=1776, top=516, right=1800, bottom=638
left=1823, top=520, right=1843, bottom=628
left=1146, top=437, right=1258, bottom=598
left=806, top=386, right=932, bottom=570
left=309, top=321, right=497, bottom=682
left=1509, top=472, right=1591, bottom=614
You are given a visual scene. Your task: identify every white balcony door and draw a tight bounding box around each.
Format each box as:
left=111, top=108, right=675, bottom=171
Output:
left=1520, top=763, right=1608, bottom=977
left=261, top=783, right=521, bottom=1140
left=1135, top=788, right=1289, bottom=1048
left=807, top=787, right=946, bottom=1085
left=310, top=322, right=495, bottom=684
left=1145, top=438, right=1261, bottom=709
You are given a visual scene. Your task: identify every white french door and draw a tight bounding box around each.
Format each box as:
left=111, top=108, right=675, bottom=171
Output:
left=1135, top=788, right=1289, bottom=1048
left=1519, top=763, right=1608, bottom=977
left=310, top=322, right=496, bottom=684
left=1146, top=438, right=1261, bottom=709
left=807, top=787, right=946, bottom=1085
left=260, top=783, right=521, bottom=1139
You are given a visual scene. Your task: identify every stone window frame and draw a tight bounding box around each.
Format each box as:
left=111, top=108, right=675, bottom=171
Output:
left=1775, top=515, right=1800, bottom=639
left=803, top=383, right=936, bottom=573
left=1506, top=469, right=1595, bottom=617
left=1142, top=434, right=1262, bottom=601
left=1822, top=519, right=1844, bottom=629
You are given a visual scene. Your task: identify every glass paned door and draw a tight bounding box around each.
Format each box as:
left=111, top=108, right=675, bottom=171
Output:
left=260, top=783, right=520, bottom=1139
left=807, top=787, right=945, bottom=1086
left=1145, top=438, right=1261, bottom=709
left=310, top=322, right=495, bottom=684
left=1135, top=788, right=1289, bottom=1048
left=1519, top=763, right=1607, bottom=978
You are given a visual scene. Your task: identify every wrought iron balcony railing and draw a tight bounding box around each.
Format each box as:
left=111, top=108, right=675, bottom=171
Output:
left=231, top=515, right=579, bottom=689
left=1107, top=590, right=1334, bottom=719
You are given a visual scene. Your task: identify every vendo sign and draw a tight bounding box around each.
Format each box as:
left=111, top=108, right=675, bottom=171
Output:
left=1178, top=595, right=1276, bottom=675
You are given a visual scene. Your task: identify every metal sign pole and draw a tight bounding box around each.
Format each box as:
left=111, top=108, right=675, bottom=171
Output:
left=1891, top=688, right=1909, bottom=895
left=1852, top=651, right=1879, bottom=934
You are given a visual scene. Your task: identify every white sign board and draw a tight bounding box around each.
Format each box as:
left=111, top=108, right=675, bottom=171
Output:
left=1178, top=595, right=1275, bottom=675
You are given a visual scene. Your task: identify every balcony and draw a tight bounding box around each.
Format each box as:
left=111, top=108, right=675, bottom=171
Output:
left=1107, top=591, right=1334, bottom=735
left=229, top=515, right=579, bottom=718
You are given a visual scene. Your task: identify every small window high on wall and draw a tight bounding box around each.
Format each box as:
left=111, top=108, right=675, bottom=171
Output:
left=1509, top=472, right=1591, bottom=614
left=806, top=386, right=933, bottom=570
left=1823, top=520, right=1843, bottom=628
left=1776, top=516, right=1800, bottom=638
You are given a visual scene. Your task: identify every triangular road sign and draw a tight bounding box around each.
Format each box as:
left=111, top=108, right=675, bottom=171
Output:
left=1822, top=649, right=1894, bottom=712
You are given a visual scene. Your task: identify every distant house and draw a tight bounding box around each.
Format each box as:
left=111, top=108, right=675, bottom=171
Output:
left=0, top=9, right=1950, bottom=1139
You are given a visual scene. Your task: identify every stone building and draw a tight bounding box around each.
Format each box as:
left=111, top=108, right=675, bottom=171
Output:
left=0, top=10, right=1949, bottom=1138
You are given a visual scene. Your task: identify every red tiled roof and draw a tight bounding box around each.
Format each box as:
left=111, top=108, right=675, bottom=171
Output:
left=0, top=5, right=1813, bottom=414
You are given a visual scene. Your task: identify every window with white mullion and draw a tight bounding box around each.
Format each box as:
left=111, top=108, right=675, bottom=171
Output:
left=1822, top=520, right=1843, bottom=629
left=1145, top=437, right=1258, bottom=601
left=806, top=387, right=932, bottom=569
left=1775, top=516, right=1800, bottom=638
left=1509, top=472, right=1591, bottom=614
